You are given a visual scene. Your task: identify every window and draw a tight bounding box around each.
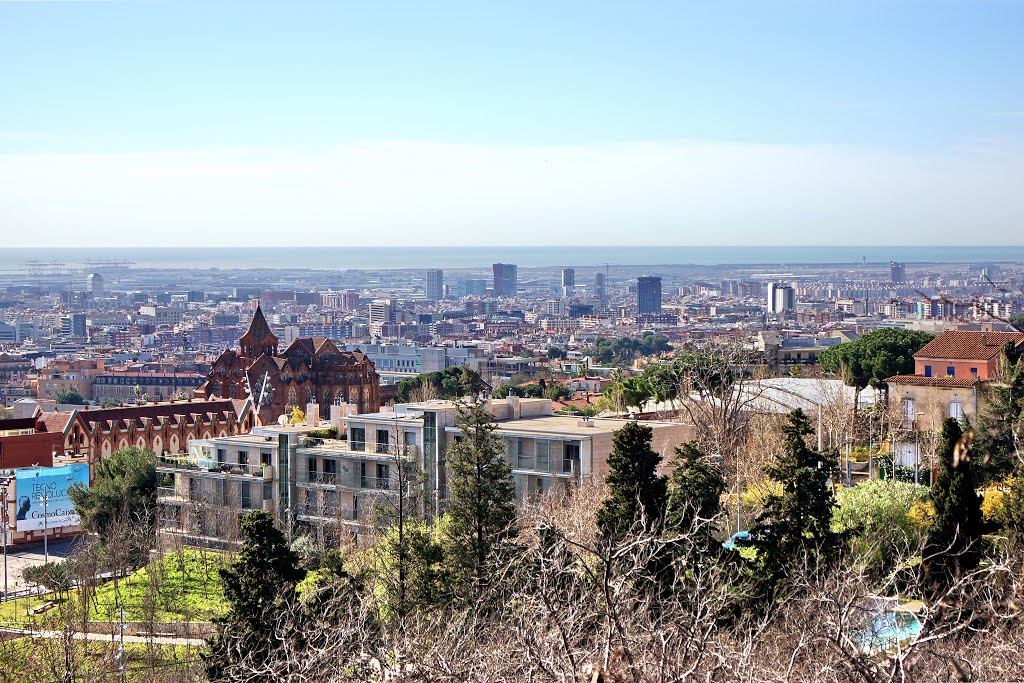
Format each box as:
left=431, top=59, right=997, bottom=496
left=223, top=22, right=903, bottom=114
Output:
left=263, top=482, right=273, bottom=500
left=240, top=481, right=251, bottom=509
left=404, top=431, right=417, bottom=446
left=376, top=463, right=390, bottom=487
left=307, top=457, right=317, bottom=481
left=949, top=401, right=964, bottom=421
left=350, top=427, right=365, bottom=451
left=563, top=442, right=581, bottom=476
left=971, top=367, right=978, bottom=377
left=216, top=448, right=226, bottom=464
left=323, top=458, right=337, bottom=483
left=924, top=365, right=932, bottom=377
left=238, top=450, right=249, bottom=467
left=376, top=429, right=390, bottom=454
left=902, top=398, right=916, bottom=428
left=260, top=450, right=272, bottom=467
left=536, top=440, right=550, bottom=471
left=947, top=366, right=955, bottom=377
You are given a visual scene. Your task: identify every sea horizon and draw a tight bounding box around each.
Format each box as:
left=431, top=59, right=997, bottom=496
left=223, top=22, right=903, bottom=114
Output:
left=2, top=245, right=1023, bottom=272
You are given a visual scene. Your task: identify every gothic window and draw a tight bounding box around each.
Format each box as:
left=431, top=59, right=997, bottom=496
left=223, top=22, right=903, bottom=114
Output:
left=287, top=387, right=298, bottom=407
left=229, top=384, right=238, bottom=398
left=334, top=388, right=345, bottom=406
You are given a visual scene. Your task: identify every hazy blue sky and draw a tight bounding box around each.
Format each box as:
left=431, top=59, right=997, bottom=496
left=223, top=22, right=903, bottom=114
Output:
left=2, top=1, right=1022, bottom=247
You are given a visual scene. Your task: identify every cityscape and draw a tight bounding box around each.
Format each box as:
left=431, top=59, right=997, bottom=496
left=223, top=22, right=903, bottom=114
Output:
left=3, top=1, right=1024, bottom=682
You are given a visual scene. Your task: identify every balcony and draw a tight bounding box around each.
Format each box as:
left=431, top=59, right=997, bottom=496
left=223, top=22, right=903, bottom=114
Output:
left=305, top=440, right=417, bottom=460
left=157, top=454, right=273, bottom=480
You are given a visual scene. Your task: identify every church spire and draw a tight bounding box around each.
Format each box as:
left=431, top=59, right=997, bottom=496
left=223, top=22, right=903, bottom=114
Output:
left=239, top=304, right=278, bottom=357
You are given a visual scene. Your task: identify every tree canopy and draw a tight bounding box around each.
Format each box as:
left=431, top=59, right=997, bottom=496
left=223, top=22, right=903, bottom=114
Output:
left=444, top=398, right=518, bottom=599
left=923, top=419, right=983, bottom=595
left=596, top=421, right=668, bottom=539
left=68, top=445, right=157, bottom=546
left=55, top=387, right=87, bottom=405
left=395, top=365, right=484, bottom=403
left=818, top=328, right=934, bottom=391
left=585, top=332, right=673, bottom=366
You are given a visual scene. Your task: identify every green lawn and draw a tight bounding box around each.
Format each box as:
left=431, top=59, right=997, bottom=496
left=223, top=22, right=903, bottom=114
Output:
left=0, top=548, right=228, bottom=628
left=90, top=548, right=228, bottom=623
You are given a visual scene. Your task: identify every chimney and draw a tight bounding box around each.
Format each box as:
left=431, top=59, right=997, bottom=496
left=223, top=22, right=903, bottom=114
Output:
left=982, top=333, right=988, bottom=347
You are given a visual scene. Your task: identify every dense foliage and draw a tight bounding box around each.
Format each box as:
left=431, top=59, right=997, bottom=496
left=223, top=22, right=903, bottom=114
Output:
left=596, top=421, right=667, bottom=538
left=395, top=365, right=483, bottom=402
left=923, top=419, right=983, bottom=596
left=55, top=387, right=87, bottom=405
left=818, top=328, right=934, bottom=393
left=585, top=332, right=672, bottom=365
left=68, top=446, right=157, bottom=549
left=749, top=410, right=838, bottom=586
left=975, top=340, right=1024, bottom=478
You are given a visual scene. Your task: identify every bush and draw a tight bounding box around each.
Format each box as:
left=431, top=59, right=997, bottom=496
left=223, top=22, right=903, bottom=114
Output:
left=832, top=480, right=930, bottom=558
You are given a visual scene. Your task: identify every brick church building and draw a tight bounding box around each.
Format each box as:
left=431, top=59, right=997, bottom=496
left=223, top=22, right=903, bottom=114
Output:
left=194, top=306, right=381, bottom=421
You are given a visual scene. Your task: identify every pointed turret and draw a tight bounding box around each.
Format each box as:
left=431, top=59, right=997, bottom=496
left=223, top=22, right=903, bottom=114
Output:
left=238, top=304, right=279, bottom=358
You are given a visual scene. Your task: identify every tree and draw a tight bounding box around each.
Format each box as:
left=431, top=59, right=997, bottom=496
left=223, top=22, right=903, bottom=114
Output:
left=396, top=366, right=483, bottom=403
left=923, top=418, right=983, bottom=595
left=975, top=340, right=1024, bottom=478
left=207, top=510, right=305, bottom=681
left=664, top=442, right=725, bottom=542
left=818, top=328, right=934, bottom=404
left=596, top=422, right=667, bottom=539
left=547, top=346, right=566, bottom=360
left=749, top=410, right=837, bottom=583
left=289, top=405, right=306, bottom=424
left=68, top=446, right=156, bottom=546
left=444, top=398, right=518, bottom=599
left=55, top=388, right=86, bottom=405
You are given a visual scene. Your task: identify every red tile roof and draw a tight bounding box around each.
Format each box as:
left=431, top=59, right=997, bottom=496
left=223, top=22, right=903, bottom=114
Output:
left=914, top=330, right=1024, bottom=361
left=75, top=399, right=244, bottom=426
left=885, top=374, right=979, bottom=388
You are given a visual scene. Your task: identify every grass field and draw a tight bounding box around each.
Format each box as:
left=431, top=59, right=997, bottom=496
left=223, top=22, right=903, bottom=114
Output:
left=0, top=637, right=204, bottom=683
left=0, top=548, right=227, bottom=628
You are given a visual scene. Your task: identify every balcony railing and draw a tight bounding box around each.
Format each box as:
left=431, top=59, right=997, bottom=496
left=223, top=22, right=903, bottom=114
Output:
left=157, top=455, right=272, bottom=479
left=311, top=440, right=417, bottom=458
left=157, top=486, right=181, bottom=500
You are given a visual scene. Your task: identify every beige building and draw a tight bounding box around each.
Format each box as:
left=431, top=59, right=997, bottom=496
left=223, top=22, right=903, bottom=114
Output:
left=157, top=397, right=694, bottom=547
left=37, top=358, right=106, bottom=402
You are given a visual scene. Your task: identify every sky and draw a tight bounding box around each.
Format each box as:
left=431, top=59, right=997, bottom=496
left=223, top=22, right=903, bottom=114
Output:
left=1, top=0, right=1022, bottom=248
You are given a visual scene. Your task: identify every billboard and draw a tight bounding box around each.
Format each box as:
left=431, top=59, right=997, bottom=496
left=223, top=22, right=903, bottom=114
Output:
left=14, top=464, right=90, bottom=532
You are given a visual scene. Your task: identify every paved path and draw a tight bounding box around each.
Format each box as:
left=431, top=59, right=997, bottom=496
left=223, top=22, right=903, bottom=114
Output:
left=0, top=625, right=205, bottom=647
left=2, top=539, right=79, bottom=593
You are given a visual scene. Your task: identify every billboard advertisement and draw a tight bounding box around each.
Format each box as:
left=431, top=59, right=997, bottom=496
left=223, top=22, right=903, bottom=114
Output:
left=14, top=464, right=90, bottom=532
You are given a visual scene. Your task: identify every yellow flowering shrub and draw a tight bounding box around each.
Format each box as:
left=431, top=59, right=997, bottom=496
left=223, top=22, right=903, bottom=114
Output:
left=907, top=500, right=936, bottom=533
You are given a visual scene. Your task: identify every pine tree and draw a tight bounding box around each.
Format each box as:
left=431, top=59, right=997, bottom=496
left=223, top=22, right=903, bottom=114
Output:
left=206, top=510, right=305, bottom=681
left=596, top=421, right=668, bottom=539
left=750, top=410, right=837, bottom=582
left=444, top=398, right=518, bottom=599
left=923, top=418, right=983, bottom=595
left=68, top=446, right=156, bottom=549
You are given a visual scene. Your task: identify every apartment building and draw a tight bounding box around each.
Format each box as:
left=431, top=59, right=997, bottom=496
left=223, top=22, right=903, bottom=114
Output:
left=156, top=397, right=693, bottom=548
left=37, top=358, right=106, bottom=401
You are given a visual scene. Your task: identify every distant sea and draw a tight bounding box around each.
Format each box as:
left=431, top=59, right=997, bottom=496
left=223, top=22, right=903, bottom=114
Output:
left=2, top=246, right=1023, bottom=271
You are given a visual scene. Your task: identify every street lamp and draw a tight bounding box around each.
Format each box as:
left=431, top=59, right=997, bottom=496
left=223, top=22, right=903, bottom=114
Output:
left=1, top=474, right=12, bottom=596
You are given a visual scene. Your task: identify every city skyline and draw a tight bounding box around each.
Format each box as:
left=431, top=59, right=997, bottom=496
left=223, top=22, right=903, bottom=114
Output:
left=2, top=1, right=1022, bottom=247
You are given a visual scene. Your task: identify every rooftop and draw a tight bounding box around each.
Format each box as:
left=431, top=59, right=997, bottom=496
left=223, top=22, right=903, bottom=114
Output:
left=914, top=330, right=1024, bottom=361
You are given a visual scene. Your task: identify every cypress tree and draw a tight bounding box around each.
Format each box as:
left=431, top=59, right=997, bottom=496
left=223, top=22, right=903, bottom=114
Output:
left=749, top=409, right=837, bottom=583
left=664, top=441, right=725, bottom=549
left=444, top=397, right=518, bottom=599
left=206, top=510, right=305, bottom=681
left=923, top=418, right=983, bottom=594
left=596, top=421, right=668, bottom=539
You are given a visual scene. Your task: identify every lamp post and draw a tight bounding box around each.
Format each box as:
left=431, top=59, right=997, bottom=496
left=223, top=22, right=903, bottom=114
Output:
left=1, top=475, right=11, bottom=596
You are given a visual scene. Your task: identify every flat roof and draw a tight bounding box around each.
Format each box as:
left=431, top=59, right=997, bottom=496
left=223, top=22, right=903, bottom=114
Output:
left=447, top=415, right=688, bottom=437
